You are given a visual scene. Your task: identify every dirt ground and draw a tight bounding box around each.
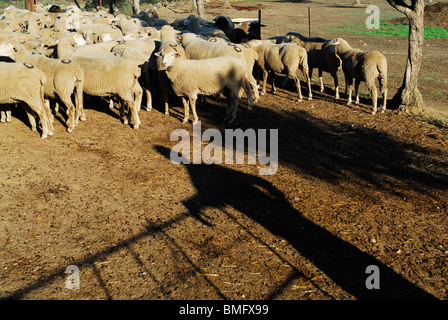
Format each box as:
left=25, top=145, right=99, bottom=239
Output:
left=0, top=0, right=447, bottom=301
left=391, top=1, right=448, bottom=29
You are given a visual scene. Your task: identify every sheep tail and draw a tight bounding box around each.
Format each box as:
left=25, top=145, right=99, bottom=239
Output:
left=377, top=60, right=387, bottom=92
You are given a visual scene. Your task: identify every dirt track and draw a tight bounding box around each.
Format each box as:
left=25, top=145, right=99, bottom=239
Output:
left=0, top=0, right=447, bottom=300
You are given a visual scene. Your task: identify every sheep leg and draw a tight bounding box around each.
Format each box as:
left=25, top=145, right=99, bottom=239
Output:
left=381, top=88, right=387, bottom=113
left=142, top=69, right=152, bottom=112
left=227, top=89, right=240, bottom=123
left=301, top=67, right=312, bottom=101
left=121, top=85, right=141, bottom=129
left=119, top=98, right=128, bottom=125
left=271, top=71, right=276, bottom=93
left=58, top=93, right=77, bottom=132
left=242, top=77, right=254, bottom=111
left=346, top=76, right=354, bottom=105
left=144, top=87, right=152, bottom=111
left=22, top=103, right=37, bottom=132
left=368, top=82, right=378, bottom=115
left=54, top=101, right=59, bottom=114
left=133, top=83, right=143, bottom=121
left=354, top=80, right=360, bottom=104
left=292, top=74, right=303, bottom=102
left=35, top=108, right=49, bottom=138
left=189, top=96, right=199, bottom=125
left=129, top=99, right=141, bottom=129
left=261, top=69, right=268, bottom=96
left=379, top=75, right=387, bottom=113
left=43, top=99, right=54, bottom=136
left=332, top=72, right=340, bottom=99
left=1, top=105, right=12, bottom=123
left=6, top=109, right=12, bottom=122
left=74, top=82, right=85, bottom=123
left=318, top=69, right=324, bottom=93
left=182, top=97, right=190, bottom=124
left=248, top=75, right=259, bottom=103
left=29, top=102, right=49, bottom=139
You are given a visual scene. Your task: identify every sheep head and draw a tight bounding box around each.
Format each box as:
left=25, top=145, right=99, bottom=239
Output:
left=322, top=40, right=343, bottom=71
left=0, top=42, right=15, bottom=57
left=154, top=47, right=180, bottom=71
left=326, top=38, right=351, bottom=55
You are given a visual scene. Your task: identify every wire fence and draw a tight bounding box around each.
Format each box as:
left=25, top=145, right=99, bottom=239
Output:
left=261, top=23, right=294, bottom=39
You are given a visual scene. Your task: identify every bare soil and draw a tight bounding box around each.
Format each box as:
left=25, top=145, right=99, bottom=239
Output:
left=0, top=0, right=447, bottom=300
left=392, top=2, right=448, bottom=29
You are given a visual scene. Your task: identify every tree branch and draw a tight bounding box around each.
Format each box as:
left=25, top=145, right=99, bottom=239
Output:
left=386, top=0, right=413, bottom=17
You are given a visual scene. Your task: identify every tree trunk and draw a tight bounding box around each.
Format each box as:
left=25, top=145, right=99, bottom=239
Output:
left=197, top=0, right=205, bottom=18
left=387, top=0, right=425, bottom=114
left=132, top=0, right=140, bottom=15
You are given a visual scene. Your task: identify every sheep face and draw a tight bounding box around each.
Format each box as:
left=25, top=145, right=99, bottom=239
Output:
left=155, top=50, right=180, bottom=70
left=73, top=34, right=87, bottom=46
left=100, top=33, right=114, bottom=42
left=0, top=42, right=14, bottom=57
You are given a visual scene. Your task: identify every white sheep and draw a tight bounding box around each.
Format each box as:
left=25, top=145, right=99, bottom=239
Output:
left=7, top=43, right=85, bottom=132
left=155, top=48, right=253, bottom=124
left=114, top=14, right=160, bottom=40
left=284, top=32, right=342, bottom=99
left=254, top=42, right=312, bottom=102
left=110, top=39, right=160, bottom=57
left=181, top=33, right=256, bottom=108
left=155, top=25, right=188, bottom=115
left=55, top=36, right=143, bottom=128
left=78, top=23, right=123, bottom=40
left=112, top=46, right=153, bottom=112
left=0, top=61, right=53, bottom=138
left=55, top=35, right=119, bottom=57
left=327, top=38, right=388, bottom=114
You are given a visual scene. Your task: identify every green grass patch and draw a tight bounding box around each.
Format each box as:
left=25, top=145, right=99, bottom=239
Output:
left=331, top=21, right=448, bottom=39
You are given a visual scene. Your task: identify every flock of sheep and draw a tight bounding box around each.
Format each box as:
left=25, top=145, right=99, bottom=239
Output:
left=0, top=4, right=388, bottom=139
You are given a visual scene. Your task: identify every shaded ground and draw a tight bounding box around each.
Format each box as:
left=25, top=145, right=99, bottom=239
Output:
left=0, top=0, right=447, bottom=300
